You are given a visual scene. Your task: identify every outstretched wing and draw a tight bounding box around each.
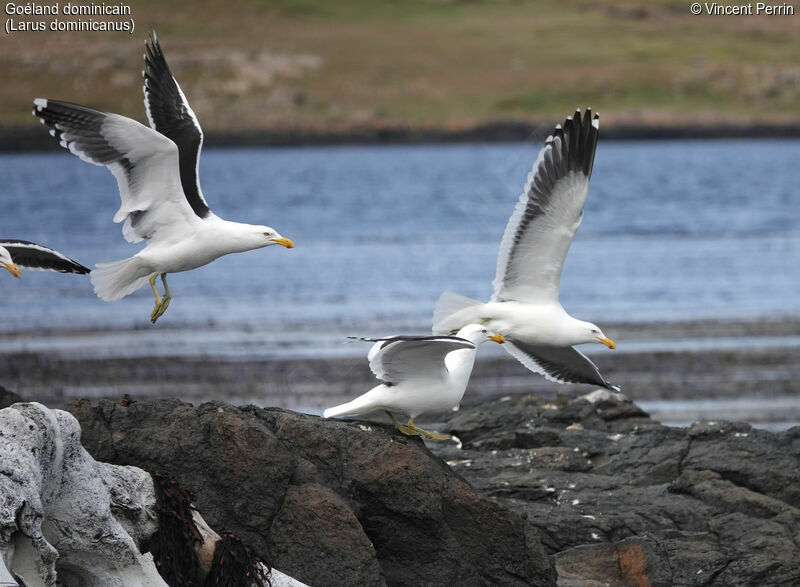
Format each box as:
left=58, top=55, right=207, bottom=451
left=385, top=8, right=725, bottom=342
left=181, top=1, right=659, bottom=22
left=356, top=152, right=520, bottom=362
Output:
left=504, top=340, right=619, bottom=391
left=143, top=32, right=211, bottom=219
left=33, top=98, right=201, bottom=244
left=492, top=108, right=599, bottom=304
left=0, top=240, right=89, bottom=274
left=350, top=335, right=475, bottom=385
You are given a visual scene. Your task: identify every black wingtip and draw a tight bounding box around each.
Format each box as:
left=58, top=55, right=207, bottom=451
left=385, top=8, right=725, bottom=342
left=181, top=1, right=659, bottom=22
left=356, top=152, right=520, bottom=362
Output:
left=551, top=106, right=599, bottom=179
left=144, top=31, right=164, bottom=63
left=582, top=108, right=592, bottom=129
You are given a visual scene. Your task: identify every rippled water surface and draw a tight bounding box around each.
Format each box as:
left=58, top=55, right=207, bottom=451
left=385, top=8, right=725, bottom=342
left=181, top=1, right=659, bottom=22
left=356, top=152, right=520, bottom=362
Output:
left=2, top=139, right=799, bottom=354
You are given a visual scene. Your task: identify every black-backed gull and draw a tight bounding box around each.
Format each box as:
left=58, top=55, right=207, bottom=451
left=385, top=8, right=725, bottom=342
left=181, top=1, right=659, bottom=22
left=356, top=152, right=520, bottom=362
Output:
left=32, top=33, right=293, bottom=323
left=432, top=109, right=619, bottom=391
left=0, top=239, right=89, bottom=278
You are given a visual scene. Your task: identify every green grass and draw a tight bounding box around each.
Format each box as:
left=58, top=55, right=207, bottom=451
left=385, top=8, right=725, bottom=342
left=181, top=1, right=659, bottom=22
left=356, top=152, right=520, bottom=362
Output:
left=2, top=0, right=800, bottom=134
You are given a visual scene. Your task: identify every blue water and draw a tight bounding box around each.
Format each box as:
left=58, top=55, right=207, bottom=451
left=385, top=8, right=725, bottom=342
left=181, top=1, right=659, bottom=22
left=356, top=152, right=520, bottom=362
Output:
left=1, top=139, right=799, bottom=356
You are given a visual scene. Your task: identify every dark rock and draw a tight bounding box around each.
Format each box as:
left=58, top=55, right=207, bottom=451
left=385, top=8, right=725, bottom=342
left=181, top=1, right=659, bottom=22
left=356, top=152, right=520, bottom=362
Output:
left=0, top=385, right=22, bottom=409
left=430, top=391, right=800, bottom=585
left=268, top=482, right=382, bottom=585
left=67, top=398, right=556, bottom=587
left=65, top=388, right=800, bottom=585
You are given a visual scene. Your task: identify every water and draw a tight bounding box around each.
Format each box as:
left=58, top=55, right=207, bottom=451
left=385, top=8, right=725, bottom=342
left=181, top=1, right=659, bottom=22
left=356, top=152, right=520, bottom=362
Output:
left=1, top=139, right=799, bottom=357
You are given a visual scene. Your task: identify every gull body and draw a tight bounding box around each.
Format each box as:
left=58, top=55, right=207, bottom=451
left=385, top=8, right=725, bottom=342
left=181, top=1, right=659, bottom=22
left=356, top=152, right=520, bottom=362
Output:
left=324, top=324, right=505, bottom=439
left=111, top=217, right=286, bottom=291
left=439, top=301, right=593, bottom=348
left=32, top=33, right=293, bottom=322
left=433, top=109, right=619, bottom=391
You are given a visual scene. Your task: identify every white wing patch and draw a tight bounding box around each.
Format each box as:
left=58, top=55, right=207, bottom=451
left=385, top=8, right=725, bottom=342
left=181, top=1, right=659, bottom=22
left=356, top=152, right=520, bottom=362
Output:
left=33, top=99, right=201, bottom=244
left=491, top=110, right=599, bottom=305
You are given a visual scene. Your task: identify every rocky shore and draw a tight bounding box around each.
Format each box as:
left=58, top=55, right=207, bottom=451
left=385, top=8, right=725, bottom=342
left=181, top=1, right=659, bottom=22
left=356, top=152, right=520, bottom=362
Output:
left=434, top=391, right=800, bottom=585
left=2, top=379, right=799, bottom=585
left=30, top=389, right=797, bottom=586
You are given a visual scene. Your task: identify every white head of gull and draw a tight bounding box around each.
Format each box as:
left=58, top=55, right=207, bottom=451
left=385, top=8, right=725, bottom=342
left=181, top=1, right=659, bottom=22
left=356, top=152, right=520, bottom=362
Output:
left=32, top=33, right=293, bottom=323
left=323, top=323, right=505, bottom=441
left=432, top=108, right=619, bottom=392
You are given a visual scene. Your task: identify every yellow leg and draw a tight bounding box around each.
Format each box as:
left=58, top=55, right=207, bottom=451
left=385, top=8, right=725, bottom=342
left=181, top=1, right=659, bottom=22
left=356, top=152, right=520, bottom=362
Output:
left=386, top=411, right=419, bottom=437
left=385, top=412, right=450, bottom=441
left=150, top=273, right=171, bottom=323
left=405, top=418, right=451, bottom=441
left=149, top=274, right=161, bottom=303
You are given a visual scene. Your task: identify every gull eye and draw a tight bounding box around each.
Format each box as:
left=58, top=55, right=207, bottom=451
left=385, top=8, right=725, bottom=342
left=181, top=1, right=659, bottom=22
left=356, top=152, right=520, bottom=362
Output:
left=263, top=232, right=271, bottom=237
left=481, top=329, right=487, bottom=333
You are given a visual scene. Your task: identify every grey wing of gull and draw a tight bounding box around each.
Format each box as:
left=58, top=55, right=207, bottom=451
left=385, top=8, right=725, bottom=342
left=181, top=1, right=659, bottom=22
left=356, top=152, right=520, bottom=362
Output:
left=350, top=335, right=475, bottom=384
left=505, top=340, right=619, bottom=391
left=0, top=240, right=90, bottom=274
left=143, top=32, right=211, bottom=219
left=492, top=108, right=599, bottom=304
left=32, top=98, right=197, bottom=244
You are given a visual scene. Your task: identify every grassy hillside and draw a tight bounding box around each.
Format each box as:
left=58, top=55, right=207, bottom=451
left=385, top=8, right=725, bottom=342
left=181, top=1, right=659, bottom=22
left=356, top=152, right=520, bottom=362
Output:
left=2, top=0, right=800, bottom=138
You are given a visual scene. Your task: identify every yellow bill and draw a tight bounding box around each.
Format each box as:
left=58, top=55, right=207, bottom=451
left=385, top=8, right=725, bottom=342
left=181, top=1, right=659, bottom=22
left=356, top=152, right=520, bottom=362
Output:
left=271, top=237, right=295, bottom=249
left=2, top=262, right=21, bottom=278
left=596, top=337, right=616, bottom=350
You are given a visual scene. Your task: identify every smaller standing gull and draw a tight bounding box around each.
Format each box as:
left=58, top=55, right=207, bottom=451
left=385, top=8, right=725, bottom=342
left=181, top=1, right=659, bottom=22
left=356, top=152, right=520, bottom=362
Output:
left=323, top=324, right=506, bottom=440
left=433, top=108, right=619, bottom=391
left=32, top=33, right=293, bottom=323
left=0, top=240, right=89, bottom=278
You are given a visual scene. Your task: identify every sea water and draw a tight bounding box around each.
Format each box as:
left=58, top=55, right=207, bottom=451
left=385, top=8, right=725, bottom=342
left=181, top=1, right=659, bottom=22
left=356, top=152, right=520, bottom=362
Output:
left=1, top=139, right=799, bottom=358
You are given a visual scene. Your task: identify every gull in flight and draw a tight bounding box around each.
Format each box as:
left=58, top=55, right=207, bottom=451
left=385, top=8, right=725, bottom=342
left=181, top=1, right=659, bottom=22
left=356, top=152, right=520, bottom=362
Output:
left=433, top=108, right=619, bottom=391
left=32, top=33, right=293, bottom=323
left=0, top=240, right=89, bottom=278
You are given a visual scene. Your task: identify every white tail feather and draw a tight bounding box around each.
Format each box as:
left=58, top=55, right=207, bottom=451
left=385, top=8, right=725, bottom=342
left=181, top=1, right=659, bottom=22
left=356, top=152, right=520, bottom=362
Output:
left=90, top=258, right=152, bottom=301
left=323, top=389, right=383, bottom=419
left=432, top=290, right=482, bottom=334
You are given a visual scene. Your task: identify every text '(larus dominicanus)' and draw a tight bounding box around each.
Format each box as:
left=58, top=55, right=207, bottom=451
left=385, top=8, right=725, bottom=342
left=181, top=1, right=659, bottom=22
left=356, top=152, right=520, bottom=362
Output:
left=0, top=240, right=90, bottom=278
left=433, top=109, right=619, bottom=391
left=32, top=33, right=293, bottom=323
left=324, top=324, right=506, bottom=440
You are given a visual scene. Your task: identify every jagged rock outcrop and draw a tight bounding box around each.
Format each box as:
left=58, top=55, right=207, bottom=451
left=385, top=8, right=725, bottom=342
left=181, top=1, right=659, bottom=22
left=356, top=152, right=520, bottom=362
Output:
left=68, top=398, right=557, bottom=586
left=430, top=390, right=800, bottom=585
left=0, top=402, right=163, bottom=586
left=0, top=402, right=304, bottom=587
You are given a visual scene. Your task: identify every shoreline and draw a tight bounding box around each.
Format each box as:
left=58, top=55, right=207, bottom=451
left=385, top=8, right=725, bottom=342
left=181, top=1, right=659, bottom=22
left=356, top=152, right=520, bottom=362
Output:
left=6, top=120, right=800, bottom=152
left=3, top=316, right=800, bottom=430
left=4, top=347, right=800, bottom=430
